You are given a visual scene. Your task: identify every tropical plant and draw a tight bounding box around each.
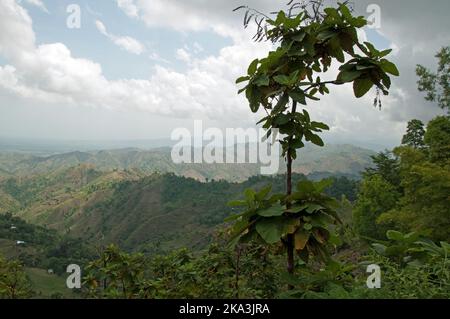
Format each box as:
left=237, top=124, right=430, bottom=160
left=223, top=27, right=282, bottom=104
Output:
left=229, top=1, right=398, bottom=283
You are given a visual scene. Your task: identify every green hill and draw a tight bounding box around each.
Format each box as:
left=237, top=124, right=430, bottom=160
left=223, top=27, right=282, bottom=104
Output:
left=0, top=167, right=358, bottom=252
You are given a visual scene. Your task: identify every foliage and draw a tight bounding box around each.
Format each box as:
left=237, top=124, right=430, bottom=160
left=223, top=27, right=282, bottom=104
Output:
left=228, top=180, right=341, bottom=260
left=363, top=151, right=401, bottom=188
left=0, top=256, right=34, bottom=299
left=402, top=119, right=425, bottom=149
left=416, top=46, right=450, bottom=113
left=232, top=1, right=398, bottom=280
left=353, top=175, right=400, bottom=240
left=424, top=115, right=450, bottom=163
left=83, top=245, right=147, bottom=299
left=83, top=242, right=279, bottom=299
left=377, top=146, right=450, bottom=241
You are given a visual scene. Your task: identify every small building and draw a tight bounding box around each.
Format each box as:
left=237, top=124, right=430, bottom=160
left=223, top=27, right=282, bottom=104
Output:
left=10, top=226, right=17, bottom=230
left=16, top=240, right=26, bottom=245
left=47, top=269, right=54, bottom=274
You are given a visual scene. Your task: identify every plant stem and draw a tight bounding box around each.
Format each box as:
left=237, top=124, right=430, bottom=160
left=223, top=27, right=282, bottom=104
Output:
left=286, top=100, right=297, bottom=290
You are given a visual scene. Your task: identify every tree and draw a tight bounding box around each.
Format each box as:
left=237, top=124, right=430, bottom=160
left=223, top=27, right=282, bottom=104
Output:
left=0, top=256, right=33, bottom=299
left=378, top=146, right=450, bottom=241
left=83, top=245, right=147, bottom=299
left=364, top=151, right=401, bottom=189
left=416, top=46, right=450, bottom=113
left=424, top=115, right=450, bottom=163
left=228, top=1, right=398, bottom=284
left=401, top=119, right=425, bottom=149
left=353, top=175, right=400, bottom=240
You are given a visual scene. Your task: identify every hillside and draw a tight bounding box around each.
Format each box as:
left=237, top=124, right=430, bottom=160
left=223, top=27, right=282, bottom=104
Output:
left=0, top=167, right=358, bottom=253
left=0, top=144, right=375, bottom=182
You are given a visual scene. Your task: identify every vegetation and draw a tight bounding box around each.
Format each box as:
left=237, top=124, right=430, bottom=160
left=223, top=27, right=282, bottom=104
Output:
left=231, top=1, right=398, bottom=285
left=0, top=3, right=448, bottom=301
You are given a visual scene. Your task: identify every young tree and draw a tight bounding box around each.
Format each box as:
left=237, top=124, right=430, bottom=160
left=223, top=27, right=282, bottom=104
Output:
left=401, top=119, right=425, bottom=149
left=416, top=46, right=450, bottom=114
left=228, top=1, right=399, bottom=282
left=0, top=257, right=34, bottom=299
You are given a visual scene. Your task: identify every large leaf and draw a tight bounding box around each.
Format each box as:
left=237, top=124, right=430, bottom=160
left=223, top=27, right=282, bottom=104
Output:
left=338, top=70, right=362, bottom=82
left=257, top=204, right=285, bottom=217
left=256, top=217, right=290, bottom=244
left=380, top=59, right=400, bottom=76
left=386, top=230, right=404, bottom=241
left=353, top=78, right=373, bottom=98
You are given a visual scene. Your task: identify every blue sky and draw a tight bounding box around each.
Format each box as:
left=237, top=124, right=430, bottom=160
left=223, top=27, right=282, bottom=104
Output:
left=0, top=0, right=448, bottom=149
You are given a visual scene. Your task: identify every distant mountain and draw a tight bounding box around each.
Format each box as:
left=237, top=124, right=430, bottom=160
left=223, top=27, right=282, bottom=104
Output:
left=0, top=144, right=375, bottom=182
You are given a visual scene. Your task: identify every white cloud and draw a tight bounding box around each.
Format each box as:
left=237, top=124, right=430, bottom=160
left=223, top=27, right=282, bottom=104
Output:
left=175, top=48, right=191, bottom=63
left=2, top=0, right=449, bottom=146
left=95, top=20, right=145, bottom=55
left=23, top=0, right=49, bottom=13
left=116, top=0, right=139, bottom=18
left=0, top=0, right=268, bottom=125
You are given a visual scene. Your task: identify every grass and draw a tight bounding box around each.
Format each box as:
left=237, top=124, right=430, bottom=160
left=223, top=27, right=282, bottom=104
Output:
left=25, top=267, right=76, bottom=299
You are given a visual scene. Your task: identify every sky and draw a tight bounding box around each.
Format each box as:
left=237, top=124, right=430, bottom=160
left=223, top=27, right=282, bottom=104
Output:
left=0, top=0, right=449, bottom=150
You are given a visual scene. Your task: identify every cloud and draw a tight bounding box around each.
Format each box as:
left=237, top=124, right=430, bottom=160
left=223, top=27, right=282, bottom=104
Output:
left=1, top=0, right=449, bottom=147
left=95, top=20, right=145, bottom=55
left=175, top=48, right=191, bottom=63
left=0, top=0, right=268, bottom=124
left=116, top=0, right=139, bottom=18
left=23, top=0, right=48, bottom=13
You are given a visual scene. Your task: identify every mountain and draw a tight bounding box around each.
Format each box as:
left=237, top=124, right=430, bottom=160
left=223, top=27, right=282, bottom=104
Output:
left=0, top=144, right=375, bottom=182
left=0, top=166, right=358, bottom=253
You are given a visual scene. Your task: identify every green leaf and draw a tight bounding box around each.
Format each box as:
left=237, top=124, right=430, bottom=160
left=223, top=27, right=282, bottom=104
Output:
left=364, top=42, right=379, bottom=55
left=253, top=74, right=270, bottom=86
left=248, top=59, right=259, bottom=76
left=236, top=76, right=250, bottom=84
left=244, top=188, right=256, bottom=202
left=310, top=121, right=330, bottom=131
left=289, top=90, right=307, bottom=105
left=257, top=204, right=285, bottom=217
left=380, top=59, right=400, bottom=76
left=246, top=86, right=261, bottom=112
left=292, top=32, right=306, bottom=42
left=379, top=49, right=393, bottom=58
left=255, top=185, right=272, bottom=201
left=274, top=75, right=291, bottom=86
left=386, top=230, right=404, bottom=241
left=307, top=132, right=324, bottom=147
left=274, top=114, right=290, bottom=126
left=256, top=218, right=289, bottom=244
left=338, top=70, right=362, bottom=82
left=303, top=223, right=313, bottom=231
left=353, top=78, right=374, bottom=98
left=285, top=204, right=309, bottom=214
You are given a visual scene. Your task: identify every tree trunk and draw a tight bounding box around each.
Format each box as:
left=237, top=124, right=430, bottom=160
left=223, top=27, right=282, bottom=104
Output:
left=286, top=101, right=297, bottom=290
